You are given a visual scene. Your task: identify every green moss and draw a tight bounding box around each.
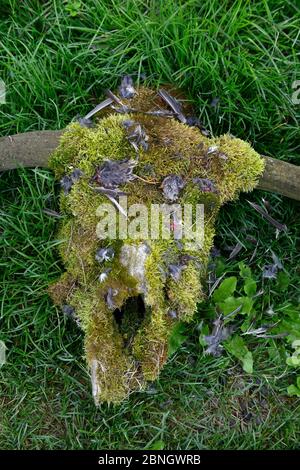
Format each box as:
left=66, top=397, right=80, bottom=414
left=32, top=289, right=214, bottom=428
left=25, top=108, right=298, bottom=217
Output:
left=167, top=263, right=203, bottom=322
left=209, top=134, right=265, bottom=202
left=48, top=85, right=265, bottom=404
left=50, top=115, right=132, bottom=178
left=132, top=306, right=170, bottom=381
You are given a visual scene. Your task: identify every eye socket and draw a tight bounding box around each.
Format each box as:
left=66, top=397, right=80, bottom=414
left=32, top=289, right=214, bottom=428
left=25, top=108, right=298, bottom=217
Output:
left=113, top=295, right=146, bottom=348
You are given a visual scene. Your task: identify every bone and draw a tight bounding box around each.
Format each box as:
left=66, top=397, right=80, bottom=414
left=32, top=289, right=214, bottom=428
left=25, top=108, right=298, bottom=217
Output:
left=0, top=132, right=299, bottom=201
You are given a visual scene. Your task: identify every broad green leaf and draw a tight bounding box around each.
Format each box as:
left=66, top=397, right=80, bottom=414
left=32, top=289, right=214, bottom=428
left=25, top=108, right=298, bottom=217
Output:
left=213, top=277, right=237, bottom=303
left=242, top=351, right=253, bottom=374
left=276, top=272, right=290, bottom=292
left=218, top=296, right=242, bottom=316
left=241, top=318, right=251, bottom=332
left=276, top=308, right=300, bottom=339
left=218, top=296, right=253, bottom=316
left=199, top=324, right=210, bottom=347
left=287, top=384, right=300, bottom=397
left=239, top=262, right=252, bottom=279
left=168, top=322, right=187, bottom=356
left=65, top=0, right=82, bottom=17
left=225, top=335, right=248, bottom=359
left=148, top=440, right=165, bottom=450
left=244, top=278, right=257, bottom=297
left=215, top=259, right=226, bottom=277
left=286, top=356, right=300, bottom=367
left=236, top=296, right=254, bottom=315
left=224, top=335, right=253, bottom=374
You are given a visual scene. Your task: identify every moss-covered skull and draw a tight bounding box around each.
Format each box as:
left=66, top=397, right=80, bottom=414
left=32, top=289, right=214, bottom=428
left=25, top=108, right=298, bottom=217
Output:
left=49, top=84, right=264, bottom=404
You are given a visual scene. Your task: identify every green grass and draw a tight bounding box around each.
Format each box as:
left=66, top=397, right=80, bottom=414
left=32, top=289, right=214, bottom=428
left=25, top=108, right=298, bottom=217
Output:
left=0, top=0, right=299, bottom=450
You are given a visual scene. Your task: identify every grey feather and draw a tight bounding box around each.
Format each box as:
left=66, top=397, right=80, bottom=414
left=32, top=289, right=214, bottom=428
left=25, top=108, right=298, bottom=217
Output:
left=95, top=247, right=115, bottom=263
left=168, top=263, right=186, bottom=282
left=193, top=177, right=218, bottom=193
left=77, top=117, right=95, bottom=128
left=204, top=317, right=235, bottom=356
left=162, top=175, right=185, bottom=201
left=60, top=168, right=83, bottom=194
left=119, top=75, right=136, bottom=99
left=158, top=89, right=186, bottom=123
left=83, top=97, right=113, bottom=120
left=93, top=159, right=137, bottom=189
left=247, top=200, right=287, bottom=232
left=123, top=121, right=149, bottom=152
left=105, top=287, right=118, bottom=310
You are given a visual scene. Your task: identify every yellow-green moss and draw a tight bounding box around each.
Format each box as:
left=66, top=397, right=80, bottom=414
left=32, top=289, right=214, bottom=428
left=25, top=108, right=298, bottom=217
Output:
left=48, top=85, right=264, bottom=404
left=167, top=263, right=203, bottom=322
left=50, top=115, right=133, bottom=178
